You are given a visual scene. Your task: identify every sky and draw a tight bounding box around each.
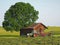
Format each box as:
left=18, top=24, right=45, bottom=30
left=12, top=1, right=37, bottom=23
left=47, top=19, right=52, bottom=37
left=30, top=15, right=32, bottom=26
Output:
left=0, top=0, right=60, bottom=26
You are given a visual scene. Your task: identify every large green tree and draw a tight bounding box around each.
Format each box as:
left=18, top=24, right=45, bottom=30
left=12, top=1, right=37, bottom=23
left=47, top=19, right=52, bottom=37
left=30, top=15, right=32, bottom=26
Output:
left=3, top=2, right=39, bottom=31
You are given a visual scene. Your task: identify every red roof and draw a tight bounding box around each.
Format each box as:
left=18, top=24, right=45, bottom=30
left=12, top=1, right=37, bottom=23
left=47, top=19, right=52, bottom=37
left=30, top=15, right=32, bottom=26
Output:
left=21, top=23, right=48, bottom=30
left=28, top=23, right=48, bottom=29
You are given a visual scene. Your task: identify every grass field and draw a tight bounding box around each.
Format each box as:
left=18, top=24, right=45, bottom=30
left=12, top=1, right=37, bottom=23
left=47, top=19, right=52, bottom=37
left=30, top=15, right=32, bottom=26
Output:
left=0, top=36, right=60, bottom=45
left=45, top=26, right=60, bottom=35
left=0, top=26, right=60, bottom=45
left=45, top=26, right=60, bottom=32
left=0, top=26, right=19, bottom=37
left=0, top=26, right=60, bottom=35
left=0, top=26, right=60, bottom=37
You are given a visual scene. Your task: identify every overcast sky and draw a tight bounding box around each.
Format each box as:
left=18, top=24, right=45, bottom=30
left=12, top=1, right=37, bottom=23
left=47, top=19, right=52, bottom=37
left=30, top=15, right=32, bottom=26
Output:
left=0, top=0, right=60, bottom=26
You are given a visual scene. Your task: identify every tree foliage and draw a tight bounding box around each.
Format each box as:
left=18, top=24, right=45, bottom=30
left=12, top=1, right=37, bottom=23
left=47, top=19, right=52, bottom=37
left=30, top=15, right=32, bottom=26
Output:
left=2, top=2, right=39, bottom=31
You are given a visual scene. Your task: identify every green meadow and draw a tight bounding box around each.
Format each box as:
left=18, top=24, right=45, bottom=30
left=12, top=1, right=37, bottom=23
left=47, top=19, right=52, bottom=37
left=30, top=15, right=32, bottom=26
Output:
left=0, top=26, right=19, bottom=37
left=0, top=26, right=60, bottom=45
left=45, top=26, right=60, bottom=36
left=0, top=26, right=60, bottom=36
left=0, top=26, right=60, bottom=37
left=45, top=26, right=60, bottom=32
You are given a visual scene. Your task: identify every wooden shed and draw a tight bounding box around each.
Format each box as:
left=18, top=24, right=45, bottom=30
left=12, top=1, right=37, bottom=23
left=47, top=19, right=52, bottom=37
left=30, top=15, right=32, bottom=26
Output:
left=20, top=23, right=48, bottom=37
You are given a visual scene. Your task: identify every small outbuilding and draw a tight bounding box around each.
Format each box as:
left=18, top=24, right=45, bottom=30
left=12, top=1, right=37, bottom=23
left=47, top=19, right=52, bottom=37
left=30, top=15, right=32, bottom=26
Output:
left=20, top=23, right=48, bottom=37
